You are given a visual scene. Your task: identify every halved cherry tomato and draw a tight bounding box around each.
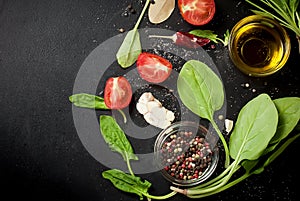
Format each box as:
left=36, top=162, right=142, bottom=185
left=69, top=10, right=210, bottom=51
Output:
left=104, top=76, right=132, bottom=109
left=136, top=52, right=173, bottom=83
left=178, top=0, right=216, bottom=26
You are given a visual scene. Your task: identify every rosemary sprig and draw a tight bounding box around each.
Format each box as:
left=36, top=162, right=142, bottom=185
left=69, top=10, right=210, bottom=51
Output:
left=246, top=0, right=300, bottom=53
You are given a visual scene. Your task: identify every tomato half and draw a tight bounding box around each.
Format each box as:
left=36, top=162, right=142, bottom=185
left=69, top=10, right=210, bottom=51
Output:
left=136, top=52, right=173, bottom=83
left=178, top=0, right=216, bottom=26
left=104, top=76, right=132, bottom=109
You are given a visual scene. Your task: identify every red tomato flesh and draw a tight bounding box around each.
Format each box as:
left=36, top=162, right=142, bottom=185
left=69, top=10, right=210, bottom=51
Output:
left=104, top=76, right=132, bottom=109
left=178, top=0, right=216, bottom=26
left=136, top=52, right=173, bottom=83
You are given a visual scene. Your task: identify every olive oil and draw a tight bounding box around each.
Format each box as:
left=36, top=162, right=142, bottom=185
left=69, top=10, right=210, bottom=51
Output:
left=229, top=15, right=291, bottom=77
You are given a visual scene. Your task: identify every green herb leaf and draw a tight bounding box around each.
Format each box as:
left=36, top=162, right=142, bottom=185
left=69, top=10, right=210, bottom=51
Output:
left=243, top=133, right=300, bottom=175
left=189, top=30, right=219, bottom=43
left=246, top=0, right=300, bottom=53
left=69, top=93, right=108, bottom=109
left=116, top=0, right=151, bottom=67
left=229, top=94, right=278, bottom=164
left=189, top=29, right=230, bottom=46
left=102, top=169, right=151, bottom=200
left=267, top=97, right=300, bottom=146
left=100, top=115, right=138, bottom=161
left=250, top=9, right=274, bottom=19
left=177, top=60, right=224, bottom=121
left=222, top=29, right=230, bottom=46
left=116, top=29, right=142, bottom=68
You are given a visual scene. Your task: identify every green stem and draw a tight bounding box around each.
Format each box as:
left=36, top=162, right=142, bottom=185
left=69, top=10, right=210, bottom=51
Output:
left=143, top=191, right=177, bottom=200
left=190, top=162, right=240, bottom=190
left=126, top=157, right=135, bottom=177
left=187, top=173, right=250, bottom=198
left=117, top=109, right=127, bottom=124
left=186, top=160, right=239, bottom=195
left=133, top=0, right=151, bottom=31
left=211, top=120, right=230, bottom=168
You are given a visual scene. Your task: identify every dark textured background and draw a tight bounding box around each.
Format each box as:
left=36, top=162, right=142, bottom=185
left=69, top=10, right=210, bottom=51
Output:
left=1, top=0, right=299, bottom=200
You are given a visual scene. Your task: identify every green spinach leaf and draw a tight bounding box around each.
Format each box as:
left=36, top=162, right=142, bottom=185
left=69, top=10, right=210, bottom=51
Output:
left=116, top=0, right=151, bottom=68
left=69, top=93, right=108, bottom=109
left=229, top=94, right=278, bottom=164
left=102, top=169, right=151, bottom=200
left=271, top=97, right=300, bottom=144
left=116, top=29, right=142, bottom=68
left=243, top=133, right=300, bottom=175
left=100, top=115, right=138, bottom=161
left=177, top=60, right=224, bottom=121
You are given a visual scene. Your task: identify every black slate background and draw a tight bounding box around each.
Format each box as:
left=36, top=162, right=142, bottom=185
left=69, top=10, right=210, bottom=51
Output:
left=1, top=0, right=299, bottom=201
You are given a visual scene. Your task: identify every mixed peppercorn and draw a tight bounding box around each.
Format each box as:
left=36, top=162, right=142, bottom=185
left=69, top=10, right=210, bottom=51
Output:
left=159, top=130, right=215, bottom=181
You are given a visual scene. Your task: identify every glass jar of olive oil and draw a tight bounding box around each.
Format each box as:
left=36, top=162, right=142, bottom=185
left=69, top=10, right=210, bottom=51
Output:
left=228, top=15, right=291, bottom=77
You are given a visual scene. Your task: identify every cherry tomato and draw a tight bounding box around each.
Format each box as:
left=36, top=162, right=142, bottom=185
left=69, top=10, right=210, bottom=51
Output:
left=136, top=52, right=173, bottom=83
left=178, top=0, right=216, bottom=26
left=104, top=76, right=132, bottom=109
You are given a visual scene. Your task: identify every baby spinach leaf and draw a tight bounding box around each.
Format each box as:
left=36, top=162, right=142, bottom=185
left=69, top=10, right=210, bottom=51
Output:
left=102, top=169, right=151, bottom=200
left=177, top=60, right=224, bottom=121
left=69, top=93, right=108, bottom=109
left=100, top=115, right=138, bottom=161
left=271, top=97, right=300, bottom=144
left=244, top=133, right=300, bottom=175
left=116, top=0, right=151, bottom=68
left=229, top=94, right=278, bottom=164
left=116, top=29, right=142, bottom=68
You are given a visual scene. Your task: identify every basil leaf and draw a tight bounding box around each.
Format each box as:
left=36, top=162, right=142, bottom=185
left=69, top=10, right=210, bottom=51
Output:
left=100, top=115, right=138, bottom=161
left=102, top=169, right=151, bottom=200
left=177, top=60, right=224, bottom=121
left=229, top=94, right=278, bottom=164
left=116, top=29, right=142, bottom=68
left=69, top=93, right=108, bottom=109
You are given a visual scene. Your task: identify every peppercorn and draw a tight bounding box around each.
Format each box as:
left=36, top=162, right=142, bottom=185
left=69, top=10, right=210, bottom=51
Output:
left=160, top=130, right=214, bottom=181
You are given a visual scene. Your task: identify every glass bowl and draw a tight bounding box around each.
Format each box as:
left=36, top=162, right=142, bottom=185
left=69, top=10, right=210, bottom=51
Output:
left=228, top=15, right=291, bottom=77
left=154, top=121, right=219, bottom=187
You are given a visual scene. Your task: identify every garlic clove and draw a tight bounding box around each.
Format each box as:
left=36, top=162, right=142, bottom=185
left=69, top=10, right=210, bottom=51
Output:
left=166, top=110, right=175, bottom=121
left=139, top=92, right=154, bottom=104
left=225, top=119, right=234, bottom=133
left=136, top=102, right=148, bottom=115
left=146, top=101, right=162, bottom=111
left=144, top=112, right=159, bottom=127
left=151, top=106, right=166, bottom=120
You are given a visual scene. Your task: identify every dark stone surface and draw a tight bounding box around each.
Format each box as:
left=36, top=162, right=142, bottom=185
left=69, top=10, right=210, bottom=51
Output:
left=1, top=0, right=299, bottom=200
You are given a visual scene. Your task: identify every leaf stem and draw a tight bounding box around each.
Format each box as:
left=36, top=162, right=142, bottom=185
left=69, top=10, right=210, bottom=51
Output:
left=187, top=172, right=250, bottom=198
left=211, top=120, right=230, bottom=168
left=186, top=160, right=239, bottom=196
left=143, top=191, right=177, bottom=200
left=190, top=162, right=239, bottom=190
left=117, top=109, right=127, bottom=124
left=126, top=156, right=135, bottom=177
left=133, top=0, right=151, bottom=31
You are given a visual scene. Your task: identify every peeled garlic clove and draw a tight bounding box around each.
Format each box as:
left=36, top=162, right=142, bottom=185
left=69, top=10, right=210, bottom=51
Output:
left=225, top=119, right=234, bottom=133
left=146, top=101, right=162, bottom=111
left=150, top=106, right=166, bottom=120
left=144, top=112, right=159, bottom=127
left=139, top=92, right=154, bottom=104
left=136, top=102, right=148, bottom=115
left=166, top=110, right=175, bottom=121
left=157, top=120, right=171, bottom=130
